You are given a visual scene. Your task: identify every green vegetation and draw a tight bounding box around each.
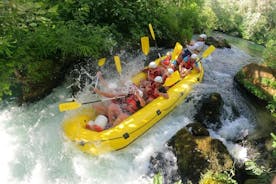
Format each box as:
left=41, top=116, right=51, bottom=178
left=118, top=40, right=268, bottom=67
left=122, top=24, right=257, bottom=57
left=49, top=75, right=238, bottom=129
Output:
left=272, top=133, right=276, bottom=156
left=244, top=160, right=275, bottom=184
left=236, top=71, right=276, bottom=114
left=199, top=170, right=237, bottom=184
left=0, top=0, right=275, bottom=101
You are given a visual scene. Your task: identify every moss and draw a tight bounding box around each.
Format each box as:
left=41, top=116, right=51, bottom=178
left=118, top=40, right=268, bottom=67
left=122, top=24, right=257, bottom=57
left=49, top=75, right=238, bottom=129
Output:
left=199, top=170, right=237, bottom=184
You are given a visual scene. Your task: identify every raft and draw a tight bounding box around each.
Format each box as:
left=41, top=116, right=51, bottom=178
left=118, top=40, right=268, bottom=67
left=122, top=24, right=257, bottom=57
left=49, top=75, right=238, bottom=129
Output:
left=62, top=43, right=204, bottom=155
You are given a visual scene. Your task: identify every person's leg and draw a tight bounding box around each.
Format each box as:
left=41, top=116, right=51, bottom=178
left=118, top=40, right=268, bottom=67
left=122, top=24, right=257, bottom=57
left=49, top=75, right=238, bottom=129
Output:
left=107, top=103, right=122, bottom=124
left=92, top=102, right=108, bottom=115
left=112, top=112, right=129, bottom=127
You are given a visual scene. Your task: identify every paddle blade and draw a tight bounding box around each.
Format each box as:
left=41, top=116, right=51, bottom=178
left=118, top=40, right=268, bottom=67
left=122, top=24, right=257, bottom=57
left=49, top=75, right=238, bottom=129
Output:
left=98, top=58, right=106, bottom=67
left=149, top=23, right=156, bottom=40
left=141, top=36, right=150, bottom=55
left=114, top=56, right=122, bottom=75
left=202, top=45, right=216, bottom=58
left=59, top=101, right=81, bottom=112
left=163, top=71, right=181, bottom=87
left=171, top=42, right=183, bottom=60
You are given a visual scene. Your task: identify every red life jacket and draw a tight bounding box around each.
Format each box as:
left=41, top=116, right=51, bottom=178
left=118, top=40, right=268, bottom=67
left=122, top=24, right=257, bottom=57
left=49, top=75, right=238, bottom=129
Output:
left=122, top=94, right=140, bottom=114
left=185, top=59, right=195, bottom=69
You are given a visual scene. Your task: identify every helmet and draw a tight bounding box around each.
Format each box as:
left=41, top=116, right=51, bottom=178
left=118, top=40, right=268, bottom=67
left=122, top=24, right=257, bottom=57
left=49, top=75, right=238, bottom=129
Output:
left=154, top=76, right=163, bottom=83
left=199, top=34, right=207, bottom=40
left=167, top=68, right=174, bottom=74
left=149, top=61, right=157, bottom=69
left=137, top=89, right=143, bottom=97
left=94, top=115, right=108, bottom=129
left=191, top=54, right=198, bottom=59
left=88, top=120, right=95, bottom=126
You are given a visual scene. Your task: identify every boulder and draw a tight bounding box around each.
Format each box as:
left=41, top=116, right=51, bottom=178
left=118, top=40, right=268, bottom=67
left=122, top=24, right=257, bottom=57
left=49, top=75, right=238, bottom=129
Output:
left=148, top=151, right=181, bottom=183
left=168, top=128, right=233, bottom=183
left=206, top=36, right=231, bottom=48
left=186, top=122, right=209, bottom=136
left=194, top=93, right=224, bottom=129
left=234, top=63, right=276, bottom=115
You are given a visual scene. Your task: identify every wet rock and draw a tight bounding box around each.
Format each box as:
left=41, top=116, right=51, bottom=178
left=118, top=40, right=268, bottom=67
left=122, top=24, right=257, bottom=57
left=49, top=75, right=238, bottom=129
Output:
left=206, top=36, right=231, bottom=48
left=234, top=63, right=276, bottom=106
left=194, top=93, right=224, bottom=129
left=148, top=151, right=181, bottom=184
left=186, top=122, right=210, bottom=136
left=168, top=128, right=233, bottom=184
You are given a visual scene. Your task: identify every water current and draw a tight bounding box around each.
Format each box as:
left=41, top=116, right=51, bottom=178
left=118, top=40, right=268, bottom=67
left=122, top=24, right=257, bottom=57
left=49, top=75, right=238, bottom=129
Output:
left=0, top=34, right=268, bottom=184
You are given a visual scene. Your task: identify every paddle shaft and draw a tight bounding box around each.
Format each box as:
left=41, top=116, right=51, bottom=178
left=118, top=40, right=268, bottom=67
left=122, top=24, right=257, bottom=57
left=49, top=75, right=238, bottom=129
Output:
left=82, top=96, right=125, bottom=105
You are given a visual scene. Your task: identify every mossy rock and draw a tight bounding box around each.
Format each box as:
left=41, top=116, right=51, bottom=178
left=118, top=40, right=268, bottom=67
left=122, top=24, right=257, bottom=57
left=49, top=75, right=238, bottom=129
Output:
left=168, top=128, right=233, bottom=183
left=234, top=63, right=276, bottom=114
left=206, top=36, right=231, bottom=48
left=186, top=122, right=210, bottom=136
left=194, top=93, right=224, bottom=129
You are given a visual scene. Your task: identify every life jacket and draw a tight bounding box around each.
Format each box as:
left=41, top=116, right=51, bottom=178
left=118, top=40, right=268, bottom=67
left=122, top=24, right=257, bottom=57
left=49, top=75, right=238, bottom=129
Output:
left=122, top=94, right=140, bottom=114
left=162, top=55, right=171, bottom=66
left=185, top=59, right=195, bottom=69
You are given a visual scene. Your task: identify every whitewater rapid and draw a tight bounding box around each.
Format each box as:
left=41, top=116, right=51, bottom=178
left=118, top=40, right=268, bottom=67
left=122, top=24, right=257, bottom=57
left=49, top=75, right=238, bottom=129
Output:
left=0, top=35, right=264, bottom=184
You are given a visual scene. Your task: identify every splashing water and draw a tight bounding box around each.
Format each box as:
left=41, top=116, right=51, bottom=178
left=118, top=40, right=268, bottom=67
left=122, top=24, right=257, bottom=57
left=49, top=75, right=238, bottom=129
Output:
left=0, top=34, right=266, bottom=183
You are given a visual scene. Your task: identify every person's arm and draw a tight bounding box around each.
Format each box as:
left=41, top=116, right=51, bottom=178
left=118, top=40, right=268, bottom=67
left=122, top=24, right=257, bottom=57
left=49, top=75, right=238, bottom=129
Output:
left=93, top=87, right=125, bottom=98
left=193, top=62, right=201, bottom=73
left=157, top=86, right=169, bottom=99
left=96, top=71, right=109, bottom=87
left=136, top=91, right=146, bottom=107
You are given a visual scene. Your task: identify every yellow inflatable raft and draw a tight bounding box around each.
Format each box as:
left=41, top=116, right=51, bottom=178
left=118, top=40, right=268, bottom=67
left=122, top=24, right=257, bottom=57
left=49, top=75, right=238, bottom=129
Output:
left=62, top=43, right=204, bottom=155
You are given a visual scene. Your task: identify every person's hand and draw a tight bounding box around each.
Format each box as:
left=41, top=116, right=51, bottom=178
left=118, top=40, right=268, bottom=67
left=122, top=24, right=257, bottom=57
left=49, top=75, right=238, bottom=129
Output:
left=96, top=71, right=102, bottom=77
left=92, top=87, right=100, bottom=94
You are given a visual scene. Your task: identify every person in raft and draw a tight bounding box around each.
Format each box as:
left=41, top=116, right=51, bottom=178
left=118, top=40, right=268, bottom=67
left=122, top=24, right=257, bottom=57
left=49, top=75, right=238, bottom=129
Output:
left=177, top=34, right=207, bottom=65
left=143, top=76, right=169, bottom=103
left=179, top=53, right=200, bottom=78
left=92, top=81, right=146, bottom=128
left=147, top=61, right=166, bottom=82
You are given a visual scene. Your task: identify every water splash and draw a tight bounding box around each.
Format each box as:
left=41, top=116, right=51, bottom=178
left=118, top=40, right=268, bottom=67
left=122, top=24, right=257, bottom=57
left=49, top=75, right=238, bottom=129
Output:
left=0, top=34, right=265, bottom=183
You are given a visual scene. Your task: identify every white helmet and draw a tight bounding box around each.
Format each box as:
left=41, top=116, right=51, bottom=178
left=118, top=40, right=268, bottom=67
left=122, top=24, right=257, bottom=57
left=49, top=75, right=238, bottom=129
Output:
left=94, top=115, right=108, bottom=129
left=199, top=34, right=207, bottom=40
left=137, top=89, right=143, bottom=97
left=149, top=61, right=157, bottom=69
left=191, top=54, right=198, bottom=59
left=167, top=68, right=174, bottom=74
left=154, top=76, right=163, bottom=83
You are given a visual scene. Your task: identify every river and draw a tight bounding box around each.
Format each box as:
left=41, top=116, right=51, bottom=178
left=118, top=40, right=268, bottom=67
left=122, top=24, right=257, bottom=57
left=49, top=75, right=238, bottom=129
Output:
left=0, top=34, right=270, bottom=184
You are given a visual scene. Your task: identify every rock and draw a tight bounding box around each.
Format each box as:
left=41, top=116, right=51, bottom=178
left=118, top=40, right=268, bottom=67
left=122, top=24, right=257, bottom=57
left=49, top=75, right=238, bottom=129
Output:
left=148, top=151, right=181, bottom=183
left=234, top=63, right=276, bottom=117
left=194, top=93, right=224, bottom=129
left=235, top=63, right=276, bottom=101
left=168, top=128, right=233, bottom=183
left=186, top=122, right=210, bottom=136
left=206, top=36, right=231, bottom=48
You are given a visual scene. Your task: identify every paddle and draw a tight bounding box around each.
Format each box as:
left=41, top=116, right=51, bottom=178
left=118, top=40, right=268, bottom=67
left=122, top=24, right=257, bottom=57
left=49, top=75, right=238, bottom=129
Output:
left=171, top=42, right=183, bottom=61
left=114, top=55, right=122, bottom=75
left=163, top=71, right=181, bottom=87
left=59, top=96, right=125, bottom=112
left=199, top=45, right=216, bottom=61
left=141, top=36, right=150, bottom=56
left=148, top=23, right=161, bottom=58
left=98, top=58, right=106, bottom=67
